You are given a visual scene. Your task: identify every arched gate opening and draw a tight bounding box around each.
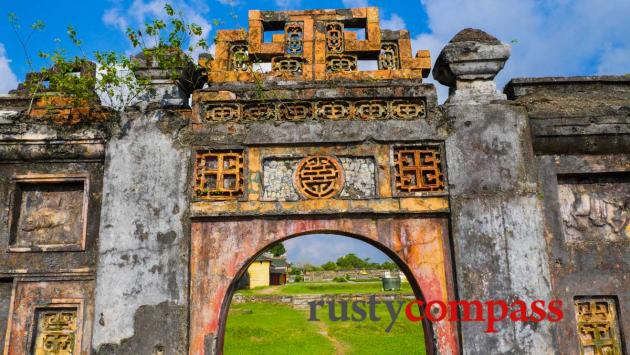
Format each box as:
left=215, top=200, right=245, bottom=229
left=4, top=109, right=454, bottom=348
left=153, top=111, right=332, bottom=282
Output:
left=190, top=217, right=459, bottom=355
left=220, top=232, right=434, bottom=354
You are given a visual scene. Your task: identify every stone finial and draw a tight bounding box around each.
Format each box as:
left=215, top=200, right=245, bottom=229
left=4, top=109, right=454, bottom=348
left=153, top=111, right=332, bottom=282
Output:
left=433, top=28, right=510, bottom=104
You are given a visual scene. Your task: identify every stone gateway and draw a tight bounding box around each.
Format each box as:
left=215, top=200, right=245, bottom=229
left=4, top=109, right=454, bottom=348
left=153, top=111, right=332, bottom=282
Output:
left=0, top=6, right=628, bottom=355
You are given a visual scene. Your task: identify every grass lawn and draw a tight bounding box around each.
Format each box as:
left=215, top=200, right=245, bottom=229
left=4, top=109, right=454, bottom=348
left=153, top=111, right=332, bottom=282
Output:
left=224, top=301, right=426, bottom=355
left=236, top=281, right=414, bottom=295
left=224, top=302, right=334, bottom=355
left=319, top=302, right=426, bottom=355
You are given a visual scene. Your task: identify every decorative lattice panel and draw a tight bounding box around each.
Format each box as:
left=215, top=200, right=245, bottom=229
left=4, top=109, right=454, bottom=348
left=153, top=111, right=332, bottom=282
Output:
left=201, top=7, right=431, bottom=82
left=294, top=156, right=344, bottom=199
left=202, top=98, right=425, bottom=123
left=32, top=309, right=78, bottom=355
left=575, top=298, right=622, bottom=355
left=194, top=150, right=244, bottom=200
left=394, top=146, right=445, bottom=193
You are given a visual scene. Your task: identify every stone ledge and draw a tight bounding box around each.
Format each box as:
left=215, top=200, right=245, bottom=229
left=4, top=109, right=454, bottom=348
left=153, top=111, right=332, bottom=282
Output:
left=505, top=75, right=630, bottom=99
left=190, top=196, right=449, bottom=217
left=533, top=135, right=630, bottom=155
left=0, top=140, right=106, bottom=162
left=197, top=79, right=437, bottom=103
left=0, top=270, right=96, bottom=280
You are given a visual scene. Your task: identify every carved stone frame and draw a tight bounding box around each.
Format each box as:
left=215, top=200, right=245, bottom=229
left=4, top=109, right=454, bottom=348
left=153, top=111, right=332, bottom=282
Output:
left=537, top=153, right=630, bottom=353
left=7, top=174, right=90, bottom=252
left=27, top=299, right=85, bottom=355
left=3, top=279, right=94, bottom=355
left=389, top=143, right=448, bottom=198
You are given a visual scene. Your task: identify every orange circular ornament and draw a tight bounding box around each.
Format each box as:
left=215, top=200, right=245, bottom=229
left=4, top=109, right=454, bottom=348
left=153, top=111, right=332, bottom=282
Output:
left=294, top=156, right=344, bottom=199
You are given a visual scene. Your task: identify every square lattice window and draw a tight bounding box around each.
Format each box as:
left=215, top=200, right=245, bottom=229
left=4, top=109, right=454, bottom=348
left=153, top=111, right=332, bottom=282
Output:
left=194, top=150, right=245, bottom=200
left=393, top=145, right=446, bottom=194
left=575, top=297, right=623, bottom=355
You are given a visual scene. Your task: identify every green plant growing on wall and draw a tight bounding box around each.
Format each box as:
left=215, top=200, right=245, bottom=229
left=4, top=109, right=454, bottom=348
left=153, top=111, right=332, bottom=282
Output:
left=7, top=3, right=211, bottom=113
left=7, top=13, right=48, bottom=112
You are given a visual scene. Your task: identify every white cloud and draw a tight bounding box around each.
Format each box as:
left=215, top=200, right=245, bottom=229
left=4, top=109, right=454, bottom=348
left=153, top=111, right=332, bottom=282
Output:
left=0, top=43, right=18, bottom=94
left=216, top=0, right=239, bottom=5
left=342, top=0, right=368, bottom=7
left=275, top=0, right=302, bottom=10
left=412, top=0, right=630, bottom=102
left=411, top=33, right=449, bottom=101
left=102, top=0, right=213, bottom=60
left=95, top=64, right=141, bottom=111
left=102, top=8, right=129, bottom=32
left=283, top=234, right=391, bottom=266
left=381, top=13, right=405, bottom=31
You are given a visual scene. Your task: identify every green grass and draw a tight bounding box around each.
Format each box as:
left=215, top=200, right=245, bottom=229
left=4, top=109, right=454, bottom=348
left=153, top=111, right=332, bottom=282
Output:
left=224, top=302, right=334, bottom=355
left=224, top=301, right=426, bottom=355
left=319, top=302, right=426, bottom=355
left=236, top=281, right=413, bottom=295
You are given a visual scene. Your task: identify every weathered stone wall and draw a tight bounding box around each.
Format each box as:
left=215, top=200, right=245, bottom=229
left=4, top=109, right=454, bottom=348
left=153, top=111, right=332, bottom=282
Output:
left=0, top=279, right=11, bottom=354
left=0, top=94, right=107, bottom=354
left=1, top=9, right=628, bottom=355
left=434, top=30, right=555, bottom=354
left=508, top=76, right=630, bottom=355
left=443, top=103, right=554, bottom=353
left=91, top=109, right=191, bottom=354
left=505, top=76, right=630, bottom=155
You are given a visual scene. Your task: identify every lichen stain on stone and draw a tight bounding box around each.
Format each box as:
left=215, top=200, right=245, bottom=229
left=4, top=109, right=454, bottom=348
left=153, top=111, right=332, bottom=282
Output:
left=157, top=231, right=177, bottom=246
left=149, top=265, right=163, bottom=274
left=133, top=222, right=148, bottom=241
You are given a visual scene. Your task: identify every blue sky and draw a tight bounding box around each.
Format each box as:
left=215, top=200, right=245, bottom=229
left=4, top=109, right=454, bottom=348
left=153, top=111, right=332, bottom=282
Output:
left=2, top=0, right=629, bottom=98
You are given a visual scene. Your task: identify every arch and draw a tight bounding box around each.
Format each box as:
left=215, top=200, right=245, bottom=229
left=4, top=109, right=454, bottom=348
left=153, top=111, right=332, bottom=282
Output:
left=217, top=231, right=436, bottom=355
left=190, top=216, right=460, bottom=355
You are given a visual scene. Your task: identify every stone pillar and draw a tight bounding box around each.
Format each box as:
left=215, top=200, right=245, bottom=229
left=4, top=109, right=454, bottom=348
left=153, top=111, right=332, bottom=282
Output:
left=91, top=60, right=191, bottom=353
left=435, top=29, right=555, bottom=353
